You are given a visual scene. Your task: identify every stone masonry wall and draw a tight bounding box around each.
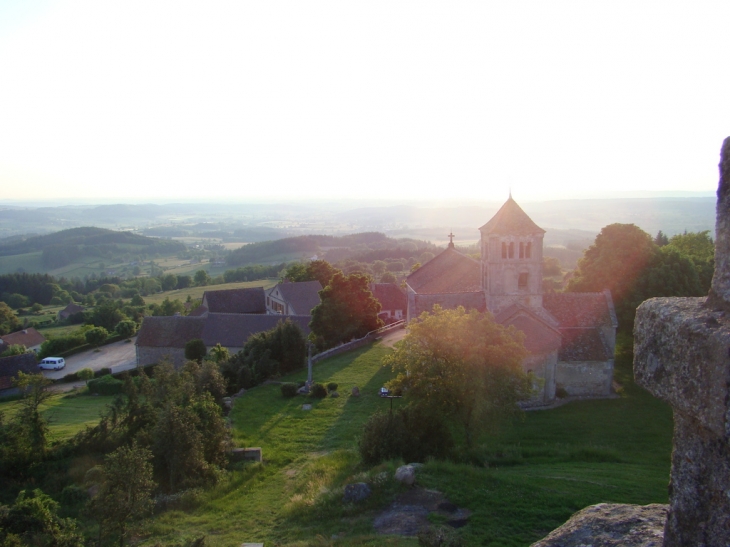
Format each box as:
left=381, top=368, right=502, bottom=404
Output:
left=555, top=360, right=613, bottom=397
left=137, top=346, right=187, bottom=369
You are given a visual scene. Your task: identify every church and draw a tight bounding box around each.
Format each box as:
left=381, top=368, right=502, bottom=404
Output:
left=405, top=196, right=617, bottom=405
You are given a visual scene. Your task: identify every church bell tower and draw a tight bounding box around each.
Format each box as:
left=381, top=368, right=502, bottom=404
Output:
left=479, top=196, right=545, bottom=313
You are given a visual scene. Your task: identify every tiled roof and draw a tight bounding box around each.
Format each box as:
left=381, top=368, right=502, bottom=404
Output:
left=0, top=353, right=38, bottom=390
left=202, top=314, right=311, bottom=348
left=136, top=313, right=311, bottom=350
left=543, top=291, right=617, bottom=329
left=479, top=197, right=545, bottom=236
left=202, top=287, right=266, bottom=314
left=495, top=305, right=562, bottom=354
left=370, top=283, right=406, bottom=311
left=406, top=247, right=481, bottom=294
left=0, top=328, right=45, bottom=348
left=136, top=316, right=206, bottom=348
left=413, top=292, right=486, bottom=317
left=271, top=281, right=322, bottom=315
left=559, top=328, right=610, bottom=361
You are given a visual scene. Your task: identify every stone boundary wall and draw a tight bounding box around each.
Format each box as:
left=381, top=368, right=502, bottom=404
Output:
left=137, top=346, right=187, bottom=369
left=312, top=322, right=405, bottom=363
left=555, top=359, right=613, bottom=397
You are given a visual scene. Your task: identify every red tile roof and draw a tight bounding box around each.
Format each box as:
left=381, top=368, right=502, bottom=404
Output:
left=0, top=328, right=45, bottom=349
left=495, top=305, right=562, bottom=354
left=543, top=291, right=617, bottom=329
left=558, top=329, right=610, bottom=361
left=479, top=197, right=545, bottom=236
left=406, top=247, right=481, bottom=294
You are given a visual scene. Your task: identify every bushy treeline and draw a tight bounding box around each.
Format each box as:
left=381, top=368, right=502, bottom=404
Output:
left=223, top=263, right=286, bottom=282
left=226, top=232, right=391, bottom=265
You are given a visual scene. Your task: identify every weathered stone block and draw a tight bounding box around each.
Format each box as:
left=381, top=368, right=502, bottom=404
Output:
left=343, top=482, right=371, bottom=503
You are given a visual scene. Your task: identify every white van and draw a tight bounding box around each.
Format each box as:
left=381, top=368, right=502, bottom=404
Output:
left=39, top=357, right=65, bottom=371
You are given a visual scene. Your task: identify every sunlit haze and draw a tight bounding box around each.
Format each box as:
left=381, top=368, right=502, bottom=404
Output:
left=0, top=1, right=728, bottom=204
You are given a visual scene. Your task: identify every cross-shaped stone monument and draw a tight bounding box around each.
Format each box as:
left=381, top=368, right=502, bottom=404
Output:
left=634, top=137, right=730, bottom=546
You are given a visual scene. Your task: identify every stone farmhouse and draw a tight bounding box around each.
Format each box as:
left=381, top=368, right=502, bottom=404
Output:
left=266, top=280, right=322, bottom=315
left=136, top=286, right=310, bottom=368
left=0, top=327, right=46, bottom=353
left=405, top=196, right=617, bottom=405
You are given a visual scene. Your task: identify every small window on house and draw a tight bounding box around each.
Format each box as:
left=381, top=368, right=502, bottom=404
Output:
left=526, top=242, right=532, bottom=258
left=509, top=242, right=515, bottom=259
left=519, top=242, right=524, bottom=258
left=518, top=273, right=528, bottom=289
left=501, top=242, right=507, bottom=259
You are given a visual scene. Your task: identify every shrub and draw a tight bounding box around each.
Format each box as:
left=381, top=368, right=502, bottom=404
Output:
left=280, top=383, right=298, bottom=398
left=87, top=374, right=123, bottom=395
left=60, top=484, right=89, bottom=506
left=359, top=406, right=454, bottom=466
left=326, top=382, right=338, bottom=393
left=359, top=410, right=409, bottom=466
left=94, top=367, right=112, bottom=378
left=555, top=385, right=569, bottom=399
left=310, top=383, right=327, bottom=398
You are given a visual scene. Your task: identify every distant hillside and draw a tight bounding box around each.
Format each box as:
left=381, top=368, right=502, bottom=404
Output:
left=0, top=227, right=185, bottom=269
left=227, top=232, right=437, bottom=266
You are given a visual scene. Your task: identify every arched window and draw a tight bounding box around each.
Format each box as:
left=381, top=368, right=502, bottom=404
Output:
left=501, top=242, right=507, bottom=259
left=526, top=242, right=532, bottom=258
left=508, top=242, right=514, bottom=258
left=518, top=272, right=528, bottom=289
left=519, top=242, right=524, bottom=258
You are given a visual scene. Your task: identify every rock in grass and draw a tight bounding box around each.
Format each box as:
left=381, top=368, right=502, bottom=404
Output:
left=343, top=482, right=371, bottom=503
left=395, top=465, right=416, bottom=486
left=530, top=503, right=668, bottom=547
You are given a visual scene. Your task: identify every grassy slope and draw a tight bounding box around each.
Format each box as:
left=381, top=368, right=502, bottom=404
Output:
left=0, top=391, right=115, bottom=441
left=141, top=337, right=672, bottom=547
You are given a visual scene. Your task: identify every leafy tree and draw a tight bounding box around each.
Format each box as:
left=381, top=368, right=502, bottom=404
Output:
left=666, top=230, right=714, bottom=292
left=185, top=338, right=207, bottom=363
left=380, top=271, right=397, bottom=283
left=176, top=275, right=192, bottom=289
left=281, top=260, right=339, bottom=286
left=385, top=306, right=532, bottom=447
left=309, top=272, right=383, bottom=350
left=372, top=260, right=387, bottom=276
left=0, top=344, right=27, bottom=357
left=87, top=300, right=127, bottom=331
left=281, top=262, right=308, bottom=282
left=85, top=326, right=109, bottom=348
left=209, top=343, right=230, bottom=363
left=6, top=293, right=28, bottom=309
left=13, top=372, right=53, bottom=459
left=567, top=224, right=709, bottom=331
left=542, top=256, right=562, bottom=276
left=77, top=368, right=95, bottom=385
left=0, top=301, right=21, bottom=335
left=150, top=297, right=185, bottom=317
left=87, top=443, right=156, bottom=547
left=160, top=273, right=178, bottom=291
left=115, top=320, right=137, bottom=339
left=0, top=489, right=83, bottom=547
left=130, top=294, right=145, bottom=306
left=419, top=252, right=435, bottom=264
left=193, top=270, right=211, bottom=287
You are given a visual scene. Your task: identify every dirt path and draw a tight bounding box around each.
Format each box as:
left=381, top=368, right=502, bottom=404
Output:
left=43, top=337, right=138, bottom=381
left=378, top=326, right=407, bottom=348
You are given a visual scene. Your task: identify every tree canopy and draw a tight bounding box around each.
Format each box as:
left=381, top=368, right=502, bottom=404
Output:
left=309, top=272, right=383, bottom=349
left=385, top=306, right=532, bottom=446
left=281, top=259, right=340, bottom=287
left=567, top=224, right=710, bottom=331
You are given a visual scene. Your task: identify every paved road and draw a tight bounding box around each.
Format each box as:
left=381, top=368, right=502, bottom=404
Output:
left=42, top=337, right=138, bottom=381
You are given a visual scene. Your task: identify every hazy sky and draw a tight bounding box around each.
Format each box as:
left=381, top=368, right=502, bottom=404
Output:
left=0, top=1, right=728, bottom=203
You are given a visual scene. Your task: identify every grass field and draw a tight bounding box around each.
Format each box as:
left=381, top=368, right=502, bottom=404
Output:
left=142, top=279, right=278, bottom=305
left=138, top=338, right=673, bottom=547
left=0, top=390, right=114, bottom=441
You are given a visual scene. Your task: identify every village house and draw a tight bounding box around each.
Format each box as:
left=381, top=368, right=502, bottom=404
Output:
left=266, top=280, right=322, bottom=315
left=0, top=327, right=46, bottom=353
left=405, top=196, right=617, bottom=405
left=369, top=283, right=407, bottom=322
left=135, top=314, right=311, bottom=368
left=191, top=287, right=267, bottom=316
left=58, top=303, right=85, bottom=321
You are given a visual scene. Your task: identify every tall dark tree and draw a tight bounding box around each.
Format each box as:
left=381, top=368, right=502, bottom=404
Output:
left=309, top=272, right=383, bottom=349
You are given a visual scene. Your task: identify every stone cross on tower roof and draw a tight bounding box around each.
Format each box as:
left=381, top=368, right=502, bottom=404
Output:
left=447, top=230, right=455, bottom=248
left=634, top=137, right=730, bottom=546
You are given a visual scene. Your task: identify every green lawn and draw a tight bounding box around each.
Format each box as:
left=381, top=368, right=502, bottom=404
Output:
left=139, top=338, right=673, bottom=547
left=0, top=390, right=115, bottom=441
